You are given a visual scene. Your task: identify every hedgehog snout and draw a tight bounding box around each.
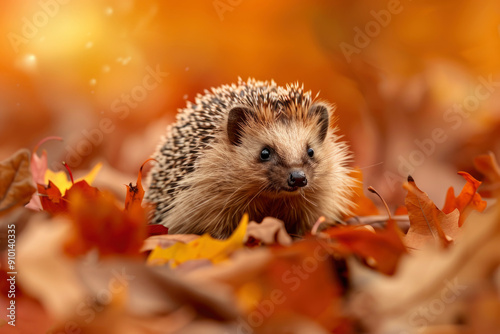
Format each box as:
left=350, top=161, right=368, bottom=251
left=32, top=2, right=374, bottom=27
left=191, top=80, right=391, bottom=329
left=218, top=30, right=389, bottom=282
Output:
left=287, top=170, right=307, bottom=188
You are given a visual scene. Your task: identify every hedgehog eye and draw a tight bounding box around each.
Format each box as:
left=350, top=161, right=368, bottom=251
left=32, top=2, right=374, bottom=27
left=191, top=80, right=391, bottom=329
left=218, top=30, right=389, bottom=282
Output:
left=307, top=147, right=314, bottom=158
left=260, top=148, right=271, bottom=161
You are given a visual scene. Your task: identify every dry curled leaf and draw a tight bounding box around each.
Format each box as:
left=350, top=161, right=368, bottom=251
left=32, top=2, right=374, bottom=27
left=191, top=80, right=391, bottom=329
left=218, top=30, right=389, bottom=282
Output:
left=245, top=217, right=292, bottom=246
left=404, top=176, right=460, bottom=250
left=0, top=149, right=36, bottom=217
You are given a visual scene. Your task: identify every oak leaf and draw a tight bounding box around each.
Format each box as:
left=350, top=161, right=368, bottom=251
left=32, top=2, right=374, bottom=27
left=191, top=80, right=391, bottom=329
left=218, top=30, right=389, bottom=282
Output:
left=442, top=172, right=487, bottom=226
left=404, top=176, right=460, bottom=250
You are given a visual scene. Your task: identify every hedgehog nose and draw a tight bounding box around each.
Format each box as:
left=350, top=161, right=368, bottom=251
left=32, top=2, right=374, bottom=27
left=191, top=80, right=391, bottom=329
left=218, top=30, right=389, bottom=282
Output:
left=288, top=170, right=307, bottom=188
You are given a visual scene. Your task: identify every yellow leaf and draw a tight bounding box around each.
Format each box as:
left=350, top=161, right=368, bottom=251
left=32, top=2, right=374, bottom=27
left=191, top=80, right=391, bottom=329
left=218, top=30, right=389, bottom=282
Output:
left=44, top=162, right=102, bottom=192
left=147, top=214, right=249, bottom=267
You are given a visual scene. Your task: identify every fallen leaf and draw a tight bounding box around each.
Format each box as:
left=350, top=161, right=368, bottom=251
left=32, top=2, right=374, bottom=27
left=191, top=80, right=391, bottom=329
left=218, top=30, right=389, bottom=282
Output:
left=404, top=176, right=460, bottom=250
left=36, top=180, right=100, bottom=215
left=141, top=233, right=198, bottom=253
left=324, top=219, right=407, bottom=275
left=64, top=188, right=147, bottom=258
left=17, top=216, right=87, bottom=320
left=260, top=239, right=347, bottom=331
left=147, top=224, right=169, bottom=236
left=348, top=202, right=500, bottom=333
left=36, top=181, right=66, bottom=214
left=26, top=136, right=63, bottom=211
left=124, top=158, right=155, bottom=212
left=474, top=151, right=500, bottom=198
left=245, top=217, right=292, bottom=246
left=147, top=214, right=249, bottom=267
left=442, top=172, right=487, bottom=226
left=44, top=162, right=102, bottom=194
left=0, top=149, right=36, bottom=217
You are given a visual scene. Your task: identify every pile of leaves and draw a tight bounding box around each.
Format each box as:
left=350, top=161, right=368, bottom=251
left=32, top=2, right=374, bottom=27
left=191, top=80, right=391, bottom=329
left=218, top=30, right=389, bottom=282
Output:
left=1, top=139, right=500, bottom=333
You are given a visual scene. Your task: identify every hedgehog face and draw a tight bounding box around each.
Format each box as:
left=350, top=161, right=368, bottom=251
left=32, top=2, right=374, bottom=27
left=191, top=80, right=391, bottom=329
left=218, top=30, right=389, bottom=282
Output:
left=227, top=103, right=331, bottom=198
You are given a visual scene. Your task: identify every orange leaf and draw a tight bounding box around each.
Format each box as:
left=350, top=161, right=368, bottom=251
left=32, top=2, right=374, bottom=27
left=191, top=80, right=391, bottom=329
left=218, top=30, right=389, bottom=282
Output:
left=324, top=219, right=406, bottom=275
left=125, top=158, right=155, bottom=212
left=344, top=168, right=379, bottom=218
left=442, top=172, right=487, bottom=226
left=64, top=189, right=147, bottom=258
left=474, top=152, right=500, bottom=198
left=404, top=176, right=459, bottom=250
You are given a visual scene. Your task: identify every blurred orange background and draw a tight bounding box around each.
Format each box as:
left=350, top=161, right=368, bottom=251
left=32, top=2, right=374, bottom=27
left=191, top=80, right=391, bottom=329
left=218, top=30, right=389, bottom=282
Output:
left=1, top=0, right=499, bottom=206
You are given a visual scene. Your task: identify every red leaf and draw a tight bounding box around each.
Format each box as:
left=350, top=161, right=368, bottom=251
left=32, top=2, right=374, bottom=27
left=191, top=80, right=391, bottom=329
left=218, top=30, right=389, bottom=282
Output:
left=147, top=224, right=169, bottom=236
left=37, top=180, right=99, bottom=215
left=37, top=181, right=66, bottom=214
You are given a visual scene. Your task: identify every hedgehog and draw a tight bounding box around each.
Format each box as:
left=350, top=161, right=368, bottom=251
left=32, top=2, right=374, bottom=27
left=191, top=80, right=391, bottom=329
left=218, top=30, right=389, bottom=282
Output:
left=145, top=78, right=355, bottom=238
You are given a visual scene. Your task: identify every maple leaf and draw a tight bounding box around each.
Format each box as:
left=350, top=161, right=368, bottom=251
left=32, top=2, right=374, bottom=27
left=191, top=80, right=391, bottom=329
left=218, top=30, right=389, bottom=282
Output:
left=147, top=214, right=249, bottom=267
left=37, top=181, right=66, bottom=214
left=323, top=219, right=406, bottom=275
left=37, top=179, right=100, bottom=215
left=403, top=176, right=460, bottom=250
left=474, top=151, right=500, bottom=198
left=344, top=168, right=379, bottom=219
left=44, top=162, right=102, bottom=193
left=0, top=149, right=36, bottom=217
left=36, top=160, right=102, bottom=215
left=442, top=172, right=487, bottom=227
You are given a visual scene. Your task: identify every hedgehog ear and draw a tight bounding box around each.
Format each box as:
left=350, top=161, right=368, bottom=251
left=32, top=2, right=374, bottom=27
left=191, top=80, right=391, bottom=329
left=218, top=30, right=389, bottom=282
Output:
left=227, top=106, right=254, bottom=145
left=308, top=103, right=330, bottom=142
